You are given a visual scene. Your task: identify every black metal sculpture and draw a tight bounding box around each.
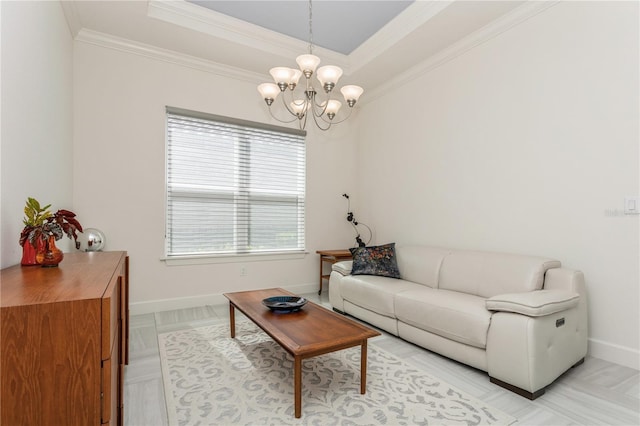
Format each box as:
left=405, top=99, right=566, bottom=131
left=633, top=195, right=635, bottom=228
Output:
left=342, top=193, right=372, bottom=248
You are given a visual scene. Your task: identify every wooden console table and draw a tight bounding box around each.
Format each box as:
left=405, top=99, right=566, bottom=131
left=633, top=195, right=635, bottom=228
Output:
left=316, top=249, right=352, bottom=295
left=1, top=251, right=129, bottom=426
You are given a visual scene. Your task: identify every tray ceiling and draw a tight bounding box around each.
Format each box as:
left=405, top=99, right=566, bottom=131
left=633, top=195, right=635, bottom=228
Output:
left=62, top=0, right=526, bottom=91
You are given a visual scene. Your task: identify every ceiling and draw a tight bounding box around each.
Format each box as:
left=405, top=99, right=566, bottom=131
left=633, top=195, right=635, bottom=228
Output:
left=188, top=1, right=415, bottom=55
left=62, top=0, right=526, bottom=92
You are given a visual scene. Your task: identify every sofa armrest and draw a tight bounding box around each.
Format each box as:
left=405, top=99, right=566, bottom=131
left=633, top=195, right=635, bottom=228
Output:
left=487, top=268, right=587, bottom=395
left=332, top=260, right=353, bottom=276
left=486, top=290, right=579, bottom=317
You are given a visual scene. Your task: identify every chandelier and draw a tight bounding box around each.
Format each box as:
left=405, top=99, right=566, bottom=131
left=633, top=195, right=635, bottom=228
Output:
left=257, top=0, right=364, bottom=131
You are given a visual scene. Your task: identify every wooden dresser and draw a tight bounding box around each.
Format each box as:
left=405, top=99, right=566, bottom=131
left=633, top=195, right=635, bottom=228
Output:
left=1, top=251, right=129, bottom=426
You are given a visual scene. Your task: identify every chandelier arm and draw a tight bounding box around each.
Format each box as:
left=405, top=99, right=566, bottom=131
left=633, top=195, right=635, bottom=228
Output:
left=310, top=110, right=332, bottom=131
left=279, top=89, right=309, bottom=119
left=313, top=104, right=328, bottom=119
left=319, top=105, right=354, bottom=125
left=267, top=106, right=301, bottom=124
left=262, top=90, right=300, bottom=124
left=309, top=93, right=331, bottom=118
left=312, top=90, right=332, bottom=109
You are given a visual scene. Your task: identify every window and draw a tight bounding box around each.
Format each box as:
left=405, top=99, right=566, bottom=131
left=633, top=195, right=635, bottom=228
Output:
left=165, top=107, right=306, bottom=258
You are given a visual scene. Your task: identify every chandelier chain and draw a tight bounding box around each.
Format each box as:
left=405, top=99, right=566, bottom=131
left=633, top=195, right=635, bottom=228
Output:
left=308, top=0, right=313, bottom=54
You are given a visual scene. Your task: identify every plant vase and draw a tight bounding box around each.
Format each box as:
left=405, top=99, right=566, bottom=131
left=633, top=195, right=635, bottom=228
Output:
left=21, top=239, right=44, bottom=266
left=36, top=235, right=64, bottom=267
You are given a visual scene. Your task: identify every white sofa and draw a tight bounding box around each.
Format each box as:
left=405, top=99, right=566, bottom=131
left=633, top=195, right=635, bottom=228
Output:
left=329, top=245, right=588, bottom=399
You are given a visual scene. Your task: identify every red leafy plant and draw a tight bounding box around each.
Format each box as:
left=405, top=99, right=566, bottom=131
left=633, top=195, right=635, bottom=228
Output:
left=19, top=197, right=83, bottom=249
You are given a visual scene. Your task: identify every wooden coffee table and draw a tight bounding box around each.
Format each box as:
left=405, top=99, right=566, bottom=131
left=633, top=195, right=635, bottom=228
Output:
left=224, top=288, right=380, bottom=418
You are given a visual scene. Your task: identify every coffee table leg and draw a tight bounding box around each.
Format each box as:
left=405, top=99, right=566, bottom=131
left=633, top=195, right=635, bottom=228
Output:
left=361, top=340, right=368, bottom=394
left=294, top=356, right=302, bottom=418
left=229, top=303, right=235, bottom=338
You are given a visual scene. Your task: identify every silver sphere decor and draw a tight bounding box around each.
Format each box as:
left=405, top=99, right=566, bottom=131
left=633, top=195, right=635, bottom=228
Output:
left=78, top=228, right=106, bottom=252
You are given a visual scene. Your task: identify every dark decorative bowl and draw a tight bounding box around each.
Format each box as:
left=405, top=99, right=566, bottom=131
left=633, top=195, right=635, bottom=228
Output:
left=262, top=296, right=308, bottom=313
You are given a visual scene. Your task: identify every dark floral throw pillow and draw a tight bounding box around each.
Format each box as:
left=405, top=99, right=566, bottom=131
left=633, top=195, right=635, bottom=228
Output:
left=349, top=243, right=401, bottom=278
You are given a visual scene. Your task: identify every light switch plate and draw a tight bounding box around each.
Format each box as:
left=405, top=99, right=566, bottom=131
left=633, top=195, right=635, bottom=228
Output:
left=624, top=196, right=640, bottom=214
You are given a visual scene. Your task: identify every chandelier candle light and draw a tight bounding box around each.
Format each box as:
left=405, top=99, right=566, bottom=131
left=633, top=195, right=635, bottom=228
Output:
left=257, top=0, right=364, bottom=131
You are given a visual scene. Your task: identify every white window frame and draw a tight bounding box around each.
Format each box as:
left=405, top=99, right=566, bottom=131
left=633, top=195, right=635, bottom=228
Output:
left=164, top=107, right=306, bottom=263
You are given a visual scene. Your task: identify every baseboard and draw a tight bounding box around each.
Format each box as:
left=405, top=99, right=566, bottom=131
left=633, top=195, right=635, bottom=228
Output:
left=130, top=283, right=318, bottom=316
left=588, top=337, right=640, bottom=370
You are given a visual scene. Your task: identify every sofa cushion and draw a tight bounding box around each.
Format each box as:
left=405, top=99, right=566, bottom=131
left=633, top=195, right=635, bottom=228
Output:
left=395, top=246, right=451, bottom=288
left=395, top=288, right=491, bottom=349
left=350, top=243, right=401, bottom=278
left=439, top=250, right=561, bottom=298
left=340, top=275, right=423, bottom=318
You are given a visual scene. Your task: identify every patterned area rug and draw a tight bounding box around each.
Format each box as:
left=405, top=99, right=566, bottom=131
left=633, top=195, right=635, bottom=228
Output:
left=159, top=321, right=516, bottom=425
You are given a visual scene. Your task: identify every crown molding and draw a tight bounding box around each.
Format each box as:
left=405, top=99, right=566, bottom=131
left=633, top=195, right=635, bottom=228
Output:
left=74, top=28, right=265, bottom=84
left=146, top=0, right=349, bottom=71
left=60, top=0, right=82, bottom=38
left=69, top=0, right=560, bottom=99
left=348, top=0, right=454, bottom=74
left=363, top=0, right=561, bottom=104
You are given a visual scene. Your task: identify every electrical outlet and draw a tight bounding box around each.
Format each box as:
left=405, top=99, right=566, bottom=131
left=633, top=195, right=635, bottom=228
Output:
left=625, top=196, right=640, bottom=214
left=240, top=266, right=247, bottom=276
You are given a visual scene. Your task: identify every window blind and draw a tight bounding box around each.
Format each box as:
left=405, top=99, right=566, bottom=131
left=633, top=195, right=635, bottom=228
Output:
left=166, top=107, right=306, bottom=257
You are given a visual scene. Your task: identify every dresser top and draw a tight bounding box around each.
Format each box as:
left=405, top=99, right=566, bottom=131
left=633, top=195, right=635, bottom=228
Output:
left=1, top=251, right=127, bottom=308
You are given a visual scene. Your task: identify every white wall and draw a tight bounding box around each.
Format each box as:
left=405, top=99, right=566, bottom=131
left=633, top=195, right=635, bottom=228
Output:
left=72, top=39, right=359, bottom=313
left=356, top=1, right=639, bottom=368
left=0, top=1, right=74, bottom=268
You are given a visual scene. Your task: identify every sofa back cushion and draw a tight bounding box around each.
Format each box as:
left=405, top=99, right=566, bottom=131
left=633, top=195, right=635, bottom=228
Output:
left=395, top=246, right=451, bottom=288
left=438, top=250, right=561, bottom=298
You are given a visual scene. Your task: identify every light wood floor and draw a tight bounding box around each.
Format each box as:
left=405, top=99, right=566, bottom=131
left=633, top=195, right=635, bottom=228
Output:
left=125, top=291, right=640, bottom=425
